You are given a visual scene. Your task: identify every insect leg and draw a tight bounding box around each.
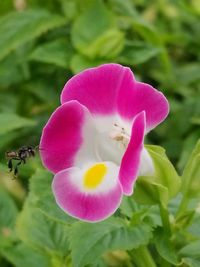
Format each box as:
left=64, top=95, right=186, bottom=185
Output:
left=30, top=150, right=35, bottom=157
left=14, top=160, right=22, bottom=177
left=8, top=159, right=13, bottom=172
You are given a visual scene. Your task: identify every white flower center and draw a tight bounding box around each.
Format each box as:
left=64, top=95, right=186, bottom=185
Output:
left=109, top=123, right=130, bottom=150
left=92, top=116, right=154, bottom=177
left=95, top=121, right=130, bottom=164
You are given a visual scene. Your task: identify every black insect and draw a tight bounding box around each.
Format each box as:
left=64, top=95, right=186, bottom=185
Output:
left=5, top=146, right=36, bottom=177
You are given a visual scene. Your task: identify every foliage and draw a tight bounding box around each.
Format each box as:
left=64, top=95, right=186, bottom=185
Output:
left=0, top=0, right=200, bottom=266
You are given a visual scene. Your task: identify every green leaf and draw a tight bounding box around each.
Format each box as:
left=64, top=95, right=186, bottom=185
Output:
left=175, top=210, right=195, bottom=229
left=29, top=39, right=74, bottom=68
left=182, top=258, right=200, bottom=267
left=0, top=113, right=36, bottom=135
left=60, top=0, right=77, bottom=20
left=191, top=117, right=200, bottom=125
left=179, top=240, right=200, bottom=258
left=71, top=0, right=124, bottom=59
left=0, top=0, right=13, bottom=16
left=134, top=178, right=169, bottom=207
left=108, top=0, right=138, bottom=17
left=118, top=41, right=162, bottom=65
left=178, top=131, right=200, bottom=171
left=81, top=29, right=124, bottom=59
left=0, top=189, right=18, bottom=229
left=134, top=145, right=181, bottom=206
left=16, top=204, right=70, bottom=255
left=146, top=145, right=181, bottom=198
left=0, top=55, right=24, bottom=87
left=0, top=9, right=66, bottom=61
left=131, top=19, right=161, bottom=45
left=29, top=169, right=76, bottom=224
left=188, top=213, right=200, bottom=238
left=1, top=242, right=50, bottom=267
left=119, top=196, right=138, bottom=218
left=154, top=227, right=179, bottom=265
left=120, top=197, right=161, bottom=227
left=0, top=189, right=18, bottom=248
left=70, top=54, right=108, bottom=73
left=70, top=218, right=153, bottom=267
left=176, top=63, right=200, bottom=85
left=181, top=140, right=200, bottom=198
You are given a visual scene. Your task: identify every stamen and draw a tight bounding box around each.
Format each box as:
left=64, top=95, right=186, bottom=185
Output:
left=110, top=123, right=130, bottom=149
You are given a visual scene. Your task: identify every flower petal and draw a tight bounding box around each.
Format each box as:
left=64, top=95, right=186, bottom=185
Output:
left=61, top=63, right=133, bottom=115
left=52, top=162, right=122, bottom=222
left=61, top=63, right=169, bottom=132
left=40, top=100, right=97, bottom=173
left=138, top=148, right=155, bottom=177
left=119, top=111, right=146, bottom=196
left=117, top=81, right=169, bottom=132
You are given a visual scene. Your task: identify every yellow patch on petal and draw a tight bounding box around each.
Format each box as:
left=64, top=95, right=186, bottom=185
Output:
left=84, top=163, right=107, bottom=189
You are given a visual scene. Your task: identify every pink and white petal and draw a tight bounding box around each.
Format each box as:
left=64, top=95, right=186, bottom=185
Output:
left=119, top=111, right=146, bottom=196
left=40, top=100, right=97, bottom=174
left=61, top=63, right=134, bottom=115
left=52, top=162, right=122, bottom=222
left=117, top=81, right=169, bottom=132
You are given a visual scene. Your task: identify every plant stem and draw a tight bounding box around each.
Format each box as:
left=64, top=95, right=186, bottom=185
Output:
left=159, top=49, right=172, bottom=78
left=176, top=194, right=189, bottom=218
left=131, top=246, right=157, bottom=267
left=159, top=203, right=171, bottom=236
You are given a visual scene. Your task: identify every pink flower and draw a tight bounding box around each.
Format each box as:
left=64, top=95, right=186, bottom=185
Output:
left=40, top=64, right=169, bottom=222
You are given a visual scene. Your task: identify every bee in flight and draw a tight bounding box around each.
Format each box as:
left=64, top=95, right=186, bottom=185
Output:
left=5, top=146, right=37, bottom=177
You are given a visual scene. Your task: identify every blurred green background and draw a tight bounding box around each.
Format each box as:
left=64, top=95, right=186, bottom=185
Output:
left=0, top=0, right=200, bottom=170
left=0, top=0, right=199, bottom=266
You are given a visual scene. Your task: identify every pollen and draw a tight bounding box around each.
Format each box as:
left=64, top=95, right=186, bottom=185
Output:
left=84, top=163, right=107, bottom=189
